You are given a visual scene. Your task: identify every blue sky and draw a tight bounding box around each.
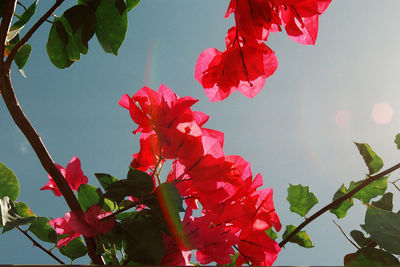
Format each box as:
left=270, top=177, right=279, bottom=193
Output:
left=1, top=0, right=400, bottom=265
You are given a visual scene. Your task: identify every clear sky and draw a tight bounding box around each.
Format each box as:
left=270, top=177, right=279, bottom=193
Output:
left=1, top=0, right=400, bottom=265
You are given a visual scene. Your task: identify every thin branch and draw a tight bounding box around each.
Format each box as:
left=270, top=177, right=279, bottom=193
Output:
left=5, top=0, right=66, bottom=66
left=279, top=162, right=400, bottom=248
left=332, top=220, right=359, bottom=250
left=100, top=201, right=140, bottom=222
left=391, top=180, right=400, bottom=192
left=17, top=1, right=27, bottom=12
left=17, top=226, right=65, bottom=264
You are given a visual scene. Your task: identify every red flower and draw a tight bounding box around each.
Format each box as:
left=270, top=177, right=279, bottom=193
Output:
left=40, top=156, right=88, bottom=196
left=121, top=84, right=210, bottom=171
left=236, top=228, right=281, bottom=266
left=50, top=205, right=115, bottom=248
left=195, top=27, right=278, bottom=102
left=226, top=0, right=332, bottom=45
left=49, top=217, right=81, bottom=248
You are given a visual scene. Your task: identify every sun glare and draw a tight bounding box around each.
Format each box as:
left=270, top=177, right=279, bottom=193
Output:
left=371, top=102, right=394, bottom=125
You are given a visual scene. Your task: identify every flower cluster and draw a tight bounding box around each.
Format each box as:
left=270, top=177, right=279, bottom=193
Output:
left=41, top=157, right=114, bottom=248
left=121, top=84, right=281, bottom=265
left=195, top=0, right=332, bottom=102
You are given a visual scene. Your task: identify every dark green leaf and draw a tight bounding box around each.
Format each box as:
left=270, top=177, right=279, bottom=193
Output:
left=28, top=217, right=57, bottom=243
left=15, top=202, right=36, bottom=217
left=282, top=224, right=314, bottom=248
left=349, top=176, right=387, bottom=204
left=14, top=43, right=31, bottom=70
left=46, top=19, right=73, bottom=68
left=371, top=192, right=393, bottom=211
left=0, top=162, right=20, bottom=201
left=364, top=206, right=400, bottom=255
left=78, top=184, right=101, bottom=211
left=395, top=133, right=400, bottom=149
left=265, top=228, right=278, bottom=240
left=103, top=180, right=136, bottom=202
left=354, top=142, right=383, bottom=175
left=59, top=237, right=87, bottom=261
left=95, top=0, right=128, bottom=55
left=59, top=5, right=97, bottom=61
left=11, top=0, right=38, bottom=30
left=287, top=184, right=318, bottom=217
left=344, top=247, right=399, bottom=266
left=126, top=0, right=140, bottom=11
left=0, top=197, right=36, bottom=233
left=350, top=230, right=376, bottom=248
left=329, top=184, right=354, bottom=219
left=121, top=211, right=164, bottom=264
left=126, top=168, right=155, bottom=197
left=95, top=173, right=118, bottom=190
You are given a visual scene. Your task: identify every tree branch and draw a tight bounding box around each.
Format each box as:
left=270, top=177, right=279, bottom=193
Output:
left=0, top=2, right=103, bottom=264
left=279, top=162, right=400, bottom=248
left=0, top=0, right=17, bottom=61
left=17, top=226, right=65, bottom=264
left=5, top=0, right=66, bottom=67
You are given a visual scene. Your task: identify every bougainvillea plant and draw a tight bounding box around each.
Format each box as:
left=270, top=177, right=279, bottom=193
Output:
left=1, top=0, right=400, bottom=266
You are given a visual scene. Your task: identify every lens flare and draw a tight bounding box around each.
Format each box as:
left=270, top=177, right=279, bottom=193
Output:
left=371, top=102, right=394, bottom=125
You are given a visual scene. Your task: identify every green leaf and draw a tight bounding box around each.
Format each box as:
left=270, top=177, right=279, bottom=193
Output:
left=11, top=0, right=38, bottom=30
left=0, top=162, right=20, bottom=201
left=95, top=173, right=118, bottom=190
left=59, top=237, right=87, bottom=261
left=14, top=43, right=31, bottom=70
left=0, top=197, right=36, bottom=233
left=121, top=211, right=164, bottom=264
left=95, top=0, right=128, bottom=55
left=102, top=198, right=115, bottom=212
left=282, top=224, right=314, bottom=248
left=78, top=184, right=101, bottom=211
left=344, top=247, right=400, bottom=266
left=46, top=19, right=73, bottom=69
left=329, top=184, right=354, bottom=219
left=350, top=230, right=376, bottom=248
left=364, top=206, right=400, bottom=255
left=59, top=5, right=97, bottom=61
left=371, top=192, right=393, bottom=211
left=28, top=217, right=57, bottom=243
left=349, top=176, right=387, bottom=204
left=265, top=228, right=278, bottom=240
left=394, top=133, right=400, bottom=149
left=126, top=168, right=155, bottom=197
left=287, top=184, right=318, bottom=217
left=126, top=0, right=140, bottom=11
left=354, top=142, right=383, bottom=175
left=15, top=202, right=36, bottom=217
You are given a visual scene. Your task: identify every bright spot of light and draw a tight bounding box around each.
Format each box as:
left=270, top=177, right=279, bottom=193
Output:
left=371, top=102, right=394, bottom=125
left=335, top=109, right=350, bottom=128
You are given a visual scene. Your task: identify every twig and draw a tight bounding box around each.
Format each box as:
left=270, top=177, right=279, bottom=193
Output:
left=279, top=162, right=400, bottom=248
left=17, top=226, right=65, bottom=264
left=100, top=201, right=140, bottom=222
left=390, top=180, right=400, bottom=192
left=332, top=220, right=359, bottom=250
left=5, top=0, right=66, bottom=66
